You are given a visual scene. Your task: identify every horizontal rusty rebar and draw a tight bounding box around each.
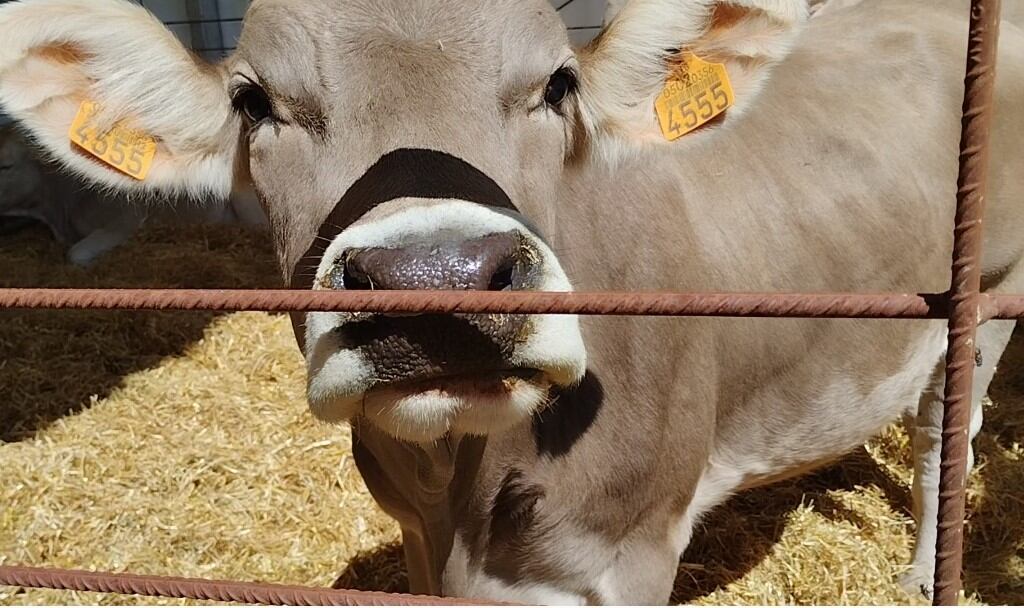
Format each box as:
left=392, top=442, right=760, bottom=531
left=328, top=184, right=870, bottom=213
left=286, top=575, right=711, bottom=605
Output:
left=2, top=288, right=1024, bottom=319
left=0, top=565, right=498, bottom=606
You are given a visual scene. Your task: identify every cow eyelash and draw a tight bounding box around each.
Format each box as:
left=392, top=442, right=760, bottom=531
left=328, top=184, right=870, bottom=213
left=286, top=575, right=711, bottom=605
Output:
left=544, top=66, right=578, bottom=108
left=231, top=81, right=276, bottom=125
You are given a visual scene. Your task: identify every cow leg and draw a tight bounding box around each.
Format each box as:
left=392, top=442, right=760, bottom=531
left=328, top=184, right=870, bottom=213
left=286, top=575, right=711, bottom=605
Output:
left=591, top=463, right=738, bottom=606
left=589, top=529, right=682, bottom=605
left=67, top=212, right=146, bottom=267
left=900, top=319, right=1015, bottom=599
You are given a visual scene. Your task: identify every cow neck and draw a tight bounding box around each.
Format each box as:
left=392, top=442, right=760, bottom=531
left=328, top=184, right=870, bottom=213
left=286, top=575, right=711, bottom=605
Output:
left=353, top=426, right=487, bottom=595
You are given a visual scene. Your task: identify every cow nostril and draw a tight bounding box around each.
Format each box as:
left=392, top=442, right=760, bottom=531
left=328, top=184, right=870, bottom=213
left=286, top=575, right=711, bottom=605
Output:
left=342, top=264, right=374, bottom=291
left=488, top=263, right=515, bottom=292
left=333, top=232, right=527, bottom=292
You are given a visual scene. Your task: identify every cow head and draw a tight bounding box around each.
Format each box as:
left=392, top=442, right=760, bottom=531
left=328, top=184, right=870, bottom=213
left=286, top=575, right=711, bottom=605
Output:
left=0, top=0, right=805, bottom=442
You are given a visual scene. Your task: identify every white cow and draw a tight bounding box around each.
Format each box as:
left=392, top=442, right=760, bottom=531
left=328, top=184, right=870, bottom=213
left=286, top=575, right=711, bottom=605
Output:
left=0, top=126, right=266, bottom=265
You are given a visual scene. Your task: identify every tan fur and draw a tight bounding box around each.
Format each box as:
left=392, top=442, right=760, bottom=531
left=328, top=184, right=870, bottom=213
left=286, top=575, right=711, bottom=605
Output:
left=580, top=0, right=806, bottom=160
left=0, top=0, right=1022, bottom=604
left=0, top=0, right=239, bottom=198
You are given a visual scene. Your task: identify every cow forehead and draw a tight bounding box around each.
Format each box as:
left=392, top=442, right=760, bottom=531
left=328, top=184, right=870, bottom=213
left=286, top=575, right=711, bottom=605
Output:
left=228, top=0, right=574, bottom=275
left=229, top=0, right=572, bottom=193
left=231, top=0, right=572, bottom=162
left=236, top=0, right=569, bottom=75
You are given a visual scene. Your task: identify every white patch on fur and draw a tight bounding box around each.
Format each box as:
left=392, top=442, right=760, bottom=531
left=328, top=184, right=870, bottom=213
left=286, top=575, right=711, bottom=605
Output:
left=364, top=390, right=462, bottom=444
left=361, top=380, right=551, bottom=444
left=446, top=505, right=686, bottom=603
left=306, top=330, right=374, bottom=423
left=0, top=0, right=236, bottom=200
left=444, top=535, right=588, bottom=605
left=305, top=199, right=586, bottom=441
left=513, top=311, right=586, bottom=388
left=672, top=460, right=747, bottom=556
left=451, top=378, right=551, bottom=437
left=445, top=517, right=680, bottom=604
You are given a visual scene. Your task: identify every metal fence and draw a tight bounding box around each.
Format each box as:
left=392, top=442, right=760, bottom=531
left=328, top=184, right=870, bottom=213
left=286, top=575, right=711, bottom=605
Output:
left=139, top=0, right=606, bottom=57
left=0, top=0, right=1009, bottom=606
left=137, top=0, right=247, bottom=60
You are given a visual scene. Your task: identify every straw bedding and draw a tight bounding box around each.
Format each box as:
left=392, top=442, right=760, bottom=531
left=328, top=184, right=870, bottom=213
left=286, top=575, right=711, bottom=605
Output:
left=1, top=223, right=1021, bottom=605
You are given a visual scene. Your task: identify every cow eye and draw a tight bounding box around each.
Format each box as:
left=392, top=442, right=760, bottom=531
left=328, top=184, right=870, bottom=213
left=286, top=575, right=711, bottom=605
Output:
left=544, top=68, right=577, bottom=107
left=233, top=85, right=274, bottom=124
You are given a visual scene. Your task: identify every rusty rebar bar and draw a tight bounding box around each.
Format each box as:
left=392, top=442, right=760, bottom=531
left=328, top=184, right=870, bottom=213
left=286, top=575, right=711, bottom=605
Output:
left=934, top=0, right=1002, bottom=604
left=0, top=565, right=496, bottom=606
left=3, top=288, right=1024, bottom=320
left=0, top=4, right=1011, bottom=606
left=0, top=287, right=973, bottom=318
left=0, top=288, right=944, bottom=316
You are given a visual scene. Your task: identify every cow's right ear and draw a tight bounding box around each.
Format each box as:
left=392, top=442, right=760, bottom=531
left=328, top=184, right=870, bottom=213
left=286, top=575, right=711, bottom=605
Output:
left=578, top=0, right=807, bottom=161
left=0, top=0, right=239, bottom=199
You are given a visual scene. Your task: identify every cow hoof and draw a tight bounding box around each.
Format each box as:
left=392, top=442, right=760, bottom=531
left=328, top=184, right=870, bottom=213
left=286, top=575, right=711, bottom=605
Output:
left=899, top=569, right=934, bottom=602
left=67, top=244, right=100, bottom=268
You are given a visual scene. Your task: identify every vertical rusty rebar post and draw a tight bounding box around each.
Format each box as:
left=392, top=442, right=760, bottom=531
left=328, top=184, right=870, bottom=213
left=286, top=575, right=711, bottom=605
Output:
left=934, top=0, right=1002, bottom=604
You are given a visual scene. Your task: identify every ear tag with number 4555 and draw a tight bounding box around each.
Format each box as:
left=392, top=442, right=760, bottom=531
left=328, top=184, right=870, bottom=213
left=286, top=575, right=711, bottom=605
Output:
left=655, top=53, right=735, bottom=141
left=69, top=100, right=157, bottom=181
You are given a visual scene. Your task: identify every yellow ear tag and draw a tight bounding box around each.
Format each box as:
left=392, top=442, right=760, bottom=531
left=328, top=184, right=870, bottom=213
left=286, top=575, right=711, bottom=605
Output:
left=69, top=100, right=157, bottom=181
left=655, top=53, right=735, bottom=141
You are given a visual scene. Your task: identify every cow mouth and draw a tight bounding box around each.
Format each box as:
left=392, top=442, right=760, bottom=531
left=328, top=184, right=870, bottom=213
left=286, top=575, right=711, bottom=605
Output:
left=305, top=308, right=579, bottom=442
left=302, top=199, right=587, bottom=442
left=372, top=368, right=544, bottom=394
left=358, top=368, right=553, bottom=442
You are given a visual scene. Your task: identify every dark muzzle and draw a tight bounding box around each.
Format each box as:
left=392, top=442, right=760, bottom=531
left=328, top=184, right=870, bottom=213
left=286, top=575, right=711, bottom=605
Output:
left=333, top=231, right=524, bottom=292
left=327, top=230, right=539, bottom=386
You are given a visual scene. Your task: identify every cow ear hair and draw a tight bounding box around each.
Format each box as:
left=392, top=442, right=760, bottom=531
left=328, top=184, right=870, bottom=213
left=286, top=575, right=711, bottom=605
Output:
left=0, top=0, right=239, bottom=199
left=578, top=0, right=807, bottom=161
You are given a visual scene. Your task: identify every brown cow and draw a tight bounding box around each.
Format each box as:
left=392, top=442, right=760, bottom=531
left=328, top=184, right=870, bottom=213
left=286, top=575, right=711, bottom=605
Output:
left=1, top=0, right=1021, bottom=603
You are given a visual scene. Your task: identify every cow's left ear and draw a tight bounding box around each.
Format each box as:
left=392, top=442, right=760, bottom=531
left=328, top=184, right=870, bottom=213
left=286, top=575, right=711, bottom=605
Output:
left=0, top=0, right=240, bottom=200
left=579, top=0, right=807, bottom=157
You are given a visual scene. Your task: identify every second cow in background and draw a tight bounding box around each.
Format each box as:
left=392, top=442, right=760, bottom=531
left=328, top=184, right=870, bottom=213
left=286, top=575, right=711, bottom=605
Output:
left=0, top=126, right=266, bottom=266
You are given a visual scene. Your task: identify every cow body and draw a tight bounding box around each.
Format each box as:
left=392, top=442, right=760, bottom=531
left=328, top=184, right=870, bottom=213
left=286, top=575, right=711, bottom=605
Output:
left=0, top=0, right=1021, bottom=603
left=359, top=4, right=1024, bottom=601
left=0, top=127, right=266, bottom=265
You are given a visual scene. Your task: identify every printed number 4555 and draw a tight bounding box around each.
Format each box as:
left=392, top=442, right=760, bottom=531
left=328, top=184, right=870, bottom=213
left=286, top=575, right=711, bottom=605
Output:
left=108, top=133, right=147, bottom=175
left=668, top=81, right=730, bottom=136
left=74, top=124, right=146, bottom=175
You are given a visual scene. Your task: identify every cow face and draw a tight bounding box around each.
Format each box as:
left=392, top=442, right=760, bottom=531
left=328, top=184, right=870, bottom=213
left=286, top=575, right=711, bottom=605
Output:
left=229, top=1, right=588, bottom=441
left=0, top=0, right=805, bottom=441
